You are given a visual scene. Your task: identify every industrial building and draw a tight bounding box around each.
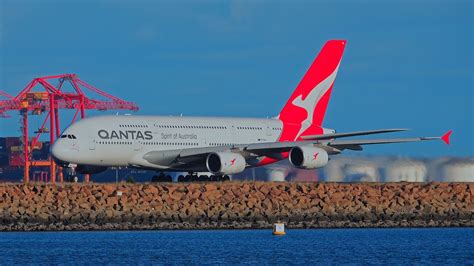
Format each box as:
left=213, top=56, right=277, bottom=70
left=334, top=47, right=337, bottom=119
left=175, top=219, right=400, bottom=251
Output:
left=233, top=156, right=474, bottom=183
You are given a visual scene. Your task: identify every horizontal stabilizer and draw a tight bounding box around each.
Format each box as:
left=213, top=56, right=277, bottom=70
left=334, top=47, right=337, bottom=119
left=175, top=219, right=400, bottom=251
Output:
left=441, top=130, right=452, bottom=145
left=300, top=128, right=409, bottom=141
left=330, top=137, right=441, bottom=146
left=328, top=133, right=448, bottom=151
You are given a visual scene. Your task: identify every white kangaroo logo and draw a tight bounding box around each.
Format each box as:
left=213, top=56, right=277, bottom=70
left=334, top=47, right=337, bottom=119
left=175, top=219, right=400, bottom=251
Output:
left=292, top=64, right=340, bottom=140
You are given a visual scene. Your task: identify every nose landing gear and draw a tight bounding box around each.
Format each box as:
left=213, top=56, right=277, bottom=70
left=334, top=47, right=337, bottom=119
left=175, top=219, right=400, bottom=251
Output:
left=65, top=164, right=78, bottom=183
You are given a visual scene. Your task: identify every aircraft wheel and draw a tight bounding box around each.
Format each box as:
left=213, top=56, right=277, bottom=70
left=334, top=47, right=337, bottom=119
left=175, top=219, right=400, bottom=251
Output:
left=178, top=175, right=185, bottom=182
left=165, top=175, right=172, bottom=182
left=153, top=173, right=166, bottom=182
left=223, top=175, right=230, bottom=181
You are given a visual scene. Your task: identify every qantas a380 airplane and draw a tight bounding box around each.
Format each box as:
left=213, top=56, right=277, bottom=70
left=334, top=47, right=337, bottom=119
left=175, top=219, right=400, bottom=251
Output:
left=52, top=40, right=451, bottom=181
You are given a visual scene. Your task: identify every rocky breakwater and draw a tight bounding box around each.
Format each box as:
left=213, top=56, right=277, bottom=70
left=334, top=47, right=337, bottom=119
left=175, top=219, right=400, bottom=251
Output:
left=0, top=182, right=472, bottom=231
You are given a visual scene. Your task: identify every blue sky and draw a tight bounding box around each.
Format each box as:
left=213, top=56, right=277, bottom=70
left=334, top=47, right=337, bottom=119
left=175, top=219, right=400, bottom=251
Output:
left=0, top=0, right=472, bottom=157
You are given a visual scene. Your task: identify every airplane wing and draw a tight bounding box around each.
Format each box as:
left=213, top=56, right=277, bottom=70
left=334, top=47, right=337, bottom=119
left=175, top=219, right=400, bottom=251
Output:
left=140, top=130, right=451, bottom=168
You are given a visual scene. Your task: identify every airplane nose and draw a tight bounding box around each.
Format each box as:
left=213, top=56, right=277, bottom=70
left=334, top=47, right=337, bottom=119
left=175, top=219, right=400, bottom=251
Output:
left=51, top=141, right=60, bottom=159
left=51, top=141, right=69, bottom=166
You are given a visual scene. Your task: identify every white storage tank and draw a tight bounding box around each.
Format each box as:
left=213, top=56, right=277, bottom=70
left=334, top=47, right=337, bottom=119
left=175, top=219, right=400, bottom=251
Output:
left=323, top=157, right=347, bottom=182
left=343, top=163, right=380, bottom=182
left=266, top=168, right=287, bottom=182
left=439, top=159, right=474, bottom=182
left=384, top=159, right=427, bottom=182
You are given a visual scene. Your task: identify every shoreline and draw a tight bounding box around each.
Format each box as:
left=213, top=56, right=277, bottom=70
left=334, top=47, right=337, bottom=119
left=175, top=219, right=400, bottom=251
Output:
left=0, top=182, right=472, bottom=231
left=1, top=221, right=472, bottom=232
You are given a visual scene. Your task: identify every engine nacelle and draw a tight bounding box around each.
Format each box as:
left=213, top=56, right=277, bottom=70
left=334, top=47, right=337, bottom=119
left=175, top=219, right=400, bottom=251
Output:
left=289, top=146, right=329, bottom=169
left=206, top=152, right=246, bottom=175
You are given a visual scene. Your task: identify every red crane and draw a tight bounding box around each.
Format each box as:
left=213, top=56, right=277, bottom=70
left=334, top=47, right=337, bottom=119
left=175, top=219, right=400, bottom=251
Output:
left=0, top=90, right=14, bottom=118
left=1, top=74, right=139, bottom=183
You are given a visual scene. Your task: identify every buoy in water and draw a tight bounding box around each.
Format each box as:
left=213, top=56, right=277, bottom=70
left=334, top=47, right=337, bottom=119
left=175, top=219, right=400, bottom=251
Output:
left=272, top=223, right=286, bottom=235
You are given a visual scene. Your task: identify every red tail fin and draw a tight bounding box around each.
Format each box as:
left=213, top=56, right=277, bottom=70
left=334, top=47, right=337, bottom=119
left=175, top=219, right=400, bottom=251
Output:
left=278, top=40, right=346, bottom=141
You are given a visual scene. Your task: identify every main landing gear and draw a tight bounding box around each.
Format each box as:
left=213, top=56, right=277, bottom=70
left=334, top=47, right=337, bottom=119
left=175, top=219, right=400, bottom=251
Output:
left=177, top=174, right=230, bottom=182
left=151, top=172, right=173, bottom=182
left=151, top=172, right=231, bottom=183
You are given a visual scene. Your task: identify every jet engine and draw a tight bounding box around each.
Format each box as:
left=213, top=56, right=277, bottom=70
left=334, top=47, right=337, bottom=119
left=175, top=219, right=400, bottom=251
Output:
left=289, top=146, right=329, bottom=169
left=75, top=165, right=108, bottom=174
left=206, top=152, right=246, bottom=174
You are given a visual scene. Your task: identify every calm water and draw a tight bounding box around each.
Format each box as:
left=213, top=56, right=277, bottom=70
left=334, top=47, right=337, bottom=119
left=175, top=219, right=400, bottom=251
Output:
left=0, top=228, right=473, bottom=264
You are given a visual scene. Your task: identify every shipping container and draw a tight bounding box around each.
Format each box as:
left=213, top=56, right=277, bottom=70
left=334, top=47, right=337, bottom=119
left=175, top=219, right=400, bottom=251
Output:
left=10, top=146, right=22, bottom=152
left=10, top=142, right=43, bottom=152
left=5, top=137, right=21, bottom=148
left=0, top=166, right=23, bottom=182
left=26, top=92, right=49, bottom=101
left=0, top=154, right=8, bottom=166
left=42, top=141, right=51, bottom=152
left=32, top=149, right=49, bottom=160
left=9, top=152, right=24, bottom=167
left=35, top=141, right=43, bottom=150
left=0, top=138, right=6, bottom=151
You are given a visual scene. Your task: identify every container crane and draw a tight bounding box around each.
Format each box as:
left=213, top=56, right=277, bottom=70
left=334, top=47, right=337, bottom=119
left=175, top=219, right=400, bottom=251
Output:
left=0, top=91, right=14, bottom=118
left=1, top=74, right=139, bottom=183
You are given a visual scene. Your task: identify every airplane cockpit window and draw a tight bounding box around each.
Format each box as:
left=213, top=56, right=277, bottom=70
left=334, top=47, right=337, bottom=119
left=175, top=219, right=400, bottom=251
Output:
left=60, top=134, right=77, bottom=139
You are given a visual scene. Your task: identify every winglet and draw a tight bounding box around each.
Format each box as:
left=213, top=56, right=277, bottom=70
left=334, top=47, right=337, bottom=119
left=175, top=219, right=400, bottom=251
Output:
left=441, top=130, right=452, bottom=145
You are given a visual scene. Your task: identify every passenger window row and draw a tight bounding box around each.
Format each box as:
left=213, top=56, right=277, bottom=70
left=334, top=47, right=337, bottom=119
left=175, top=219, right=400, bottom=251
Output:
left=155, top=125, right=227, bottom=129
left=142, top=142, right=198, bottom=146
left=237, top=126, right=262, bottom=130
left=119, top=124, right=148, bottom=128
left=97, top=141, right=132, bottom=145
left=209, top=143, right=236, bottom=146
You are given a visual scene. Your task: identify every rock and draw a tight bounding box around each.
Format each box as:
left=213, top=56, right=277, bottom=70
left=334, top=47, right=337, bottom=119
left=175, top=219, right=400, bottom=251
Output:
left=297, top=184, right=308, bottom=194
left=144, top=185, right=159, bottom=195
left=204, top=184, right=218, bottom=192
left=21, top=185, right=30, bottom=195
left=242, top=183, right=251, bottom=193
left=259, top=184, right=270, bottom=195
left=170, top=191, right=184, bottom=201
left=0, top=182, right=470, bottom=231
left=79, top=203, right=90, bottom=210
left=106, top=197, right=118, bottom=206
left=202, top=190, right=220, bottom=200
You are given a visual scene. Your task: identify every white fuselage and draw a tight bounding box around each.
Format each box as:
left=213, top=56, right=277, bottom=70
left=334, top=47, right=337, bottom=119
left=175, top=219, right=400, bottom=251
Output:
left=52, top=115, right=283, bottom=170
